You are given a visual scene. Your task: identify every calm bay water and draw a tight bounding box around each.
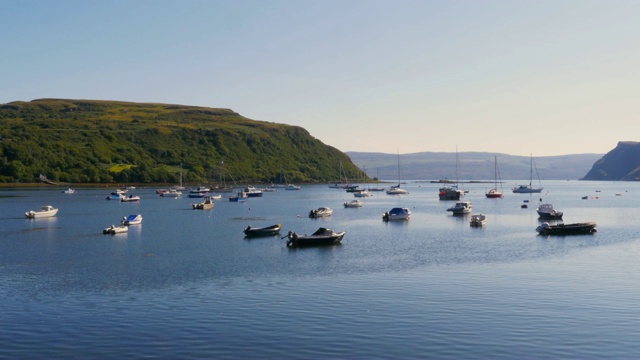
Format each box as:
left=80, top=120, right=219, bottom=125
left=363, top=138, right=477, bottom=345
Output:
left=2, top=181, right=640, bottom=359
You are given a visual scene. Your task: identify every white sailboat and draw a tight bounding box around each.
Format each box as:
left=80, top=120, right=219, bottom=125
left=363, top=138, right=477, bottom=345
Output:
left=173, top=163, right=186, bottom=191
left=512, top=154, right=543, bottom=193
left=386, top=151, right=408, bottom=195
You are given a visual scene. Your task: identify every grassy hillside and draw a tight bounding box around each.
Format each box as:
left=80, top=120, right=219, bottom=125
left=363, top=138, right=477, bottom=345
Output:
left=0, top=99, right=366, bottom=184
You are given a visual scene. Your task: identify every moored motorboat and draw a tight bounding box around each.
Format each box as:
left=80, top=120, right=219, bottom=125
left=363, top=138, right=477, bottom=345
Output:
left=470, top=213, right=487, bottom=227
left=62, top=188, right=76, bottom=194
left=161, top=189, right=182, bottom=197
left=285, top=184, right=301, bottom=190
left=536, top=203, right=563, bottom=219
left=25, top=205, right=58, bottom=219
left=309, top=207, right=333, bottom=218
left=244, top=224, right=282, bottom=237
left=536, top=222, right=597, bottom=235
left=103, top=224, right=129, bottom=234
left=229, top=191, right=248, bottom=202
left=192, top=196, right=215, bottom=210
left=122, top=214, right=143, bottom=225
left=284, top=228, right=346, bottom=247
left=382, top=207, right=411, bottom=221
left=439, top=185, right=464, bottom=200
left=121, top=195, right=141, bottom=202
left=244, top=186, right=263, bottom=197
left=447, top=201, right=473, bottom=215
left=343, top=199, right=363, bottom=208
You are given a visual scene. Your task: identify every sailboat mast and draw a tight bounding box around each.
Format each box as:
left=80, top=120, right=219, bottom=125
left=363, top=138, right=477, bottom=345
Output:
left=529, top=154, right=533, bottom=187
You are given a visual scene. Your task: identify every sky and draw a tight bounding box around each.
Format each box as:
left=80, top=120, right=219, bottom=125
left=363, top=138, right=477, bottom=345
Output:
left=2, top=0, right=639, bottom=156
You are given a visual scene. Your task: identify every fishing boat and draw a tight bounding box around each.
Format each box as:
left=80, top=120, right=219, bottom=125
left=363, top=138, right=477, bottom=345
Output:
left=536, top=204, right=563, bottom=219
left=229, top=191, right=248, bottom=202
left=513, top=154, right=543, bottom=193
left=485, top=156, right=504, bottom=198
left=25, top=205, right=58, bottom=219
left=243, top=224, right=282, bottom=237
left=447, top=201, right=473, bottom=215
left=470, top=213, right=487, bottom=227
left=309, top=207, right=333, bottom=218
left=192, top=196, right=215, bottom=210
left=536, top=222, right=597, bottom=235
left=122, top=214, right=143, bottom=225
left=103, top=224, right=129, bottom=235
left=382, top=207, right=411, bottom=221
left=343, top=199, right=363, bottom=208
left=284, top=228, right=346, bottom=247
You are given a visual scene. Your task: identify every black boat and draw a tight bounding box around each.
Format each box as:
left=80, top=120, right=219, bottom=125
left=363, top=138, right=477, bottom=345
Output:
left=536, top=222, right=597, bottom=235
left=243, top=224, right=282, bottom=237
left=284, top=228, right=346, bottom=247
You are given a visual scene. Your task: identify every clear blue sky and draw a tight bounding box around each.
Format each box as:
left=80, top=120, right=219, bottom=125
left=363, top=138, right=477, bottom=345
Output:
left=2, top=0, right=639, bottom=156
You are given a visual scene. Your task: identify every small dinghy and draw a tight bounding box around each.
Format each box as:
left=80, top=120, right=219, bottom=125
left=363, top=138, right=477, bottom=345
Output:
left=244, top=224, right=282, bottom=237
left=103, top=224, right=129, bottom=235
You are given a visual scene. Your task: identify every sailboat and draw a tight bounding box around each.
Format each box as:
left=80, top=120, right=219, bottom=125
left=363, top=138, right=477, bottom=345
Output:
left=172, top=163, right=186, bottom=191
left=329, top=162, right=352, bottom=189
left=369, top=167, right=385, bottom=192
left=439, top=148, right=464, bottom=200
left=485, top=156, right=504, bottom=198
left=213, top=161, right=234, bottom=193
left=512, top=154, right=543, bottom=193
left=386, top=151, right=409, bottom=195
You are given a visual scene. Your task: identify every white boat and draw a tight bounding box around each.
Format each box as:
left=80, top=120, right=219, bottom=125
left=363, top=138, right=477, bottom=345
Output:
left=173, top=163, right=186, bottom=191
left=106, top=193, right=124, bottom=200
left=25, top=205, right=58, bottom=219
left=309, top=207, right=333, bottom=218
left=121, top=195, right=141, bottom=202
left=386, top=151, right=409, bottom=195
left=536, top=204, right=563, bottom=219
left=470, top=213, right=487, bottom=227
left=353, top=189, right=371, bottom=197
left=485, top=156, right=504, bottom=198
left=192, top=196, right=215, bottom=210
left=439, top=148, right=465, bottom=200
left=103, top=224, right=129, bottom=234
left=382, top=207, right=411, bottom=221
left=447, top=201, right=473, bottom=215
left=513, top=154, right=543, bottom=193
left=244, top=186, right=263, bottom=197
left=285, top=184, right=301, bottom=190
left=62, top=188, right=76, bottom=194
left=122, top=214, right=143, bottom=225
left=161, top=189, right=182, bottom=197
left=343, top=200, right=363, bottom=208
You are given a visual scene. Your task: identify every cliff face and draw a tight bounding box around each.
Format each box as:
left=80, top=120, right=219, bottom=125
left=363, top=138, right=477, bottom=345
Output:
left=582, top=141, right=640, bottom=181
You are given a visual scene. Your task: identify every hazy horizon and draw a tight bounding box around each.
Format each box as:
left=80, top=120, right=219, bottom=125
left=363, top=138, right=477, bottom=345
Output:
left=3, top=1, right=639, bottom=156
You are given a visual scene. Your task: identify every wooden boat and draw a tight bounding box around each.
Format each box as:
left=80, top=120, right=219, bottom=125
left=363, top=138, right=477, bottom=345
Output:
left=382, top=207, right=411, bottom=221
left=25, top=205, right=58, bottom=219
left=103, top=224, right=129, bottom=234
left=122, top=214, right=143, bottom=225
left=192, top=196, right=215, bottom=210
left=447, top=201, right=473, bottom=215
left=470, top=213, right=487, bottom=227
left=536, top=222, right=597, bottom=236
left=536, top=204, right=563, bottom=219
left=284, top=228, right=346, bottom=247
left=244, top=224, right=282, bottom=237
left=309, top=207, right=333, bottom=218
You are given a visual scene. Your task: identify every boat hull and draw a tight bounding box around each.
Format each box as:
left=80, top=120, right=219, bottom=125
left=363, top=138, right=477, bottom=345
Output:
left=244, top=224, right=282, bottom=237
left=285, top=230, right=345, bottom=247
left=536, top=222, right=597, bottom=235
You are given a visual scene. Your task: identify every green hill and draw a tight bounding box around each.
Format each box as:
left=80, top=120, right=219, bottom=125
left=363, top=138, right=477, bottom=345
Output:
left=0, top=99, right=366, bottom=184
left=582, top=141, right=640, bottom=181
